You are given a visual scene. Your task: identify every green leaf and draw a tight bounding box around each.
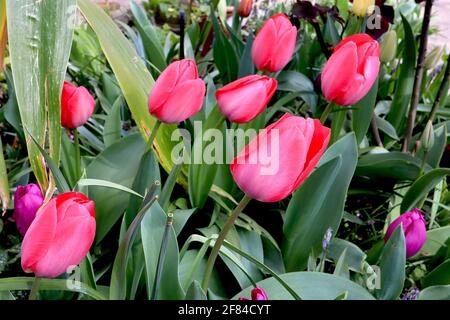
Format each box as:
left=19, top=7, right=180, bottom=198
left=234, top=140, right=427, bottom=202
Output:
left=276, top=71, right=318, bottom=108
left=420, top=227, right=450, bottom=257
left=141, top=202, right=184, bottom=299
left=419, top=285, right=450, bottom=300
left=422, top=259, right=450, bottom=288
left=85, top=133, right=147, bottom=243
left=386, top=15, right=416, bottom=132
left=416, top=124, right=447, bottom=168
left=283, top=133, right=358, bottom=271
left=78, top=0, right=183, bottom=184
left=352, top=77, right=379, bottom=144
left=328, top=239, right=367, bottom=273
left=376, top=225, right=406, bottom=300
left=238, top=32, right=254, bottom=78
left=233, top=272, right=374, bottom=300
left=0, top=139, right=10, bottom=214
left=401, top=168, right=450, bottom=213
left=7, top=0, right=75, bottom=190
left=103, top=98, right=122, bottom=147
left=375, top=115, right=399, bottom=140
left=77, top=178, right=144, bottom=198
left=184, top=281, right=207, bottom=300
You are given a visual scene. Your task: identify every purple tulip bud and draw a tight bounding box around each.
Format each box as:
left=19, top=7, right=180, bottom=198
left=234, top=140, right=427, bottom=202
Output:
left=239, top=286, right=269, bottom=300
left=13, top=184, right=44, bottom=236
left=384, top=208, right=427, bottom=258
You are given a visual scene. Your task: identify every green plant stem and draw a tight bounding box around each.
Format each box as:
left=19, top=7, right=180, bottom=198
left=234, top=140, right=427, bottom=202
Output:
left=320, top=101, right=334, bottom=124
left=73, top=129, right=81, bottom=181
left=145, top=120, right=162, bottom=153
left=213, top=114, right=226, bottom=130
left=201, top=194, right=252, bottom=292
left=330, top=108, right=347, bottom=144
left=428, top=57, right=450, bottom=123
left=28, top=277, right=41, bottom=300
left=150, top=212, right=173, bottom=300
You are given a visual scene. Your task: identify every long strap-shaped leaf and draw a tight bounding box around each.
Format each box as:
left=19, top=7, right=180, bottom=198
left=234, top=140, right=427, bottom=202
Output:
left=7, top=0, right=75, bottom=191
left=77, top=0, right=185, bottom=185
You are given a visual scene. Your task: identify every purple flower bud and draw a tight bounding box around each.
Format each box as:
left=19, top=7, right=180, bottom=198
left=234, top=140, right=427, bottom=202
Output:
left=384, top=208, right=427, bottom=258
left=239, top=286, right=269, bottom=300
left=13, top=184, right=44, bottom=236
left=401, top=287, right=420, bottom=300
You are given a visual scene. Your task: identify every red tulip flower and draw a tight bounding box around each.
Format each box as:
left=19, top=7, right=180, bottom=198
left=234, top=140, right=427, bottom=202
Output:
left=239, top=287, right=269, bottom=300
left=216, top=75, right=277, bottom=123
left=61, top=81, right=96, bottom=129
left=149, top=59, right=206, bottom=124
left=231, top=113, right=330, bottom=202
left=21, top=192, right=96, bottom=278
left=238, top=0, right=253, bottom=18
left=251, top=13, right=297, bottom=73
left=385, top=208, right=427, bottom=258
left=321, top=34, right=380, bottom=106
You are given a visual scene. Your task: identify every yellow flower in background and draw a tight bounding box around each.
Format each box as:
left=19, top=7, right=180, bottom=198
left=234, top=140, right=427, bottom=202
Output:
left=352, top=0, right=376, bottom=17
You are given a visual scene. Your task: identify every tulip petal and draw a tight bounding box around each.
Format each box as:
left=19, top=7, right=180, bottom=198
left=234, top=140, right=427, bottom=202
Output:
left=21, top=199, right=57, bottom=273
left=270, top=26, right=297, bottom=72
left=62, top=86, right=96, bottom=128
left=252, top=18, right=277, bottom=71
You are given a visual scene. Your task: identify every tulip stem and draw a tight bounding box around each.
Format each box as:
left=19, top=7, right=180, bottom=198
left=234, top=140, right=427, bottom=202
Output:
left=201, top=194, right=252, bottom=292
left=428, top=56, right=450, bottom=123
left=29, top=277, right=41, bottom=300
left=73, top=129, right=81, bottom=181
left=320, top=101, right=334, bottom=124
left=145, top=120, right=162, bottom=153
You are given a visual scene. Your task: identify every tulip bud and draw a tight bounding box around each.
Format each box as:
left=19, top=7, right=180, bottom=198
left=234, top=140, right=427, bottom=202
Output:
left=321, top=34, right=380, bottom=106
left=238, top=0, right=253, bottom=18
left=216, top=75, right=277, bottom=123
left=352, top=0, right=376, bottom=17
left=21, top=192, right=96, bottom=278
left=425, top=46, right=444, bottom=70
left=13, top=184, right=44, bottom=236
left=231, top=113, right=330, bottom=202
left=384, top=208, right=427, bottom=258
left=149, top=59, right=205, bottom=124
left=379, top=30, right=397, bottom=63
left=252, top=13, right=297, bottom=73
left=61, top=81, right=96, bottom=129
left=420, top=120, right=435, bottom=151
left=239, top=287, right=269, bottom=300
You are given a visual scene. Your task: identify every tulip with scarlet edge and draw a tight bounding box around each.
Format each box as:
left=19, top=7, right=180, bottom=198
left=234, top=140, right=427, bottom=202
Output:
left=384, top=208, right=427, bottom=258
left=238, top=0, right=253, bottom=18
left=251, top=13, right=297, bottom=73
left=13, top=183, right=44, bottom=236
left=239, top=287, right=269, bottom=300
left=61, top=81, right=96, bottom=129
left=216, top=75, right=277, bottom=123
left=21, top=192, right=96, bottom=278
left=202, top=113, right=330, bottom=293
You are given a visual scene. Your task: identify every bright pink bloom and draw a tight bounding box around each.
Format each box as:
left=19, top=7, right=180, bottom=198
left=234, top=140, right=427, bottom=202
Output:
left=216, top=75, right=277, bottom=123
left=251, top=13, right=297, bottom=73
left=231, top=113, right=330, bottom=202
left=61, top=81, right=96, bottom=129
left=13, top=184, right=44, bottom=236
left=321, top=34, right=380, bottom=106
left=385, top=208, right=427, bottom=258
left=149, top=59, right=205, bottom=123
left=21, top=192, right=96, bottom=278
left=239, top=287, right=269, bottom=300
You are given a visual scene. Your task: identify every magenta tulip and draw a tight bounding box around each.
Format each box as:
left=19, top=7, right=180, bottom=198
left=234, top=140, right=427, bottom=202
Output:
left=13, top=184, right=44, bottom=236
left=149, top=59, right=206, bottom=123
left=21, top=192, right=96, bottom=278
left=216, top=75, right=277, bottom=123
left=239, top=287, right=269, bottom=300
left=385, top=208, right=427, bottom=258
left=61, top=81, right=96, bottom=129
left=321, top=34, right=380, bottom=106
left=251, top=13, right=297, bottom=73
left=230, top=113, right=330, bottom=202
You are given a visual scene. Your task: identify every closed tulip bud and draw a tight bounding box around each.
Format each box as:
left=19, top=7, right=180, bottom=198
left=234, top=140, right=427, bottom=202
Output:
left=238, top=0, right=253, bottom=18
left=61, top=81, right=96, bottom=129
left=321, top=34, right=380, bottom=106
left=352, top=0, right=375, bottom=17
left=251, top=13, right=297, bottom=73
left=21, top=192, right=96, bottom=278
left=385, top=208, right=427, bottom=258
left=425, top=46, right=444, bottom=70
left=149, top=59, right=205, bottom=123
left=420, top=120, right=434, bottom=151
left=239, top=287, right=269, bottom=300
left=231, top=113, right=330, bottom=202
left=216, top=75, right=277, bottom=123
left=13, top=184, right=44, bottom=236
left=379, top=30, right=397, bottom=63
